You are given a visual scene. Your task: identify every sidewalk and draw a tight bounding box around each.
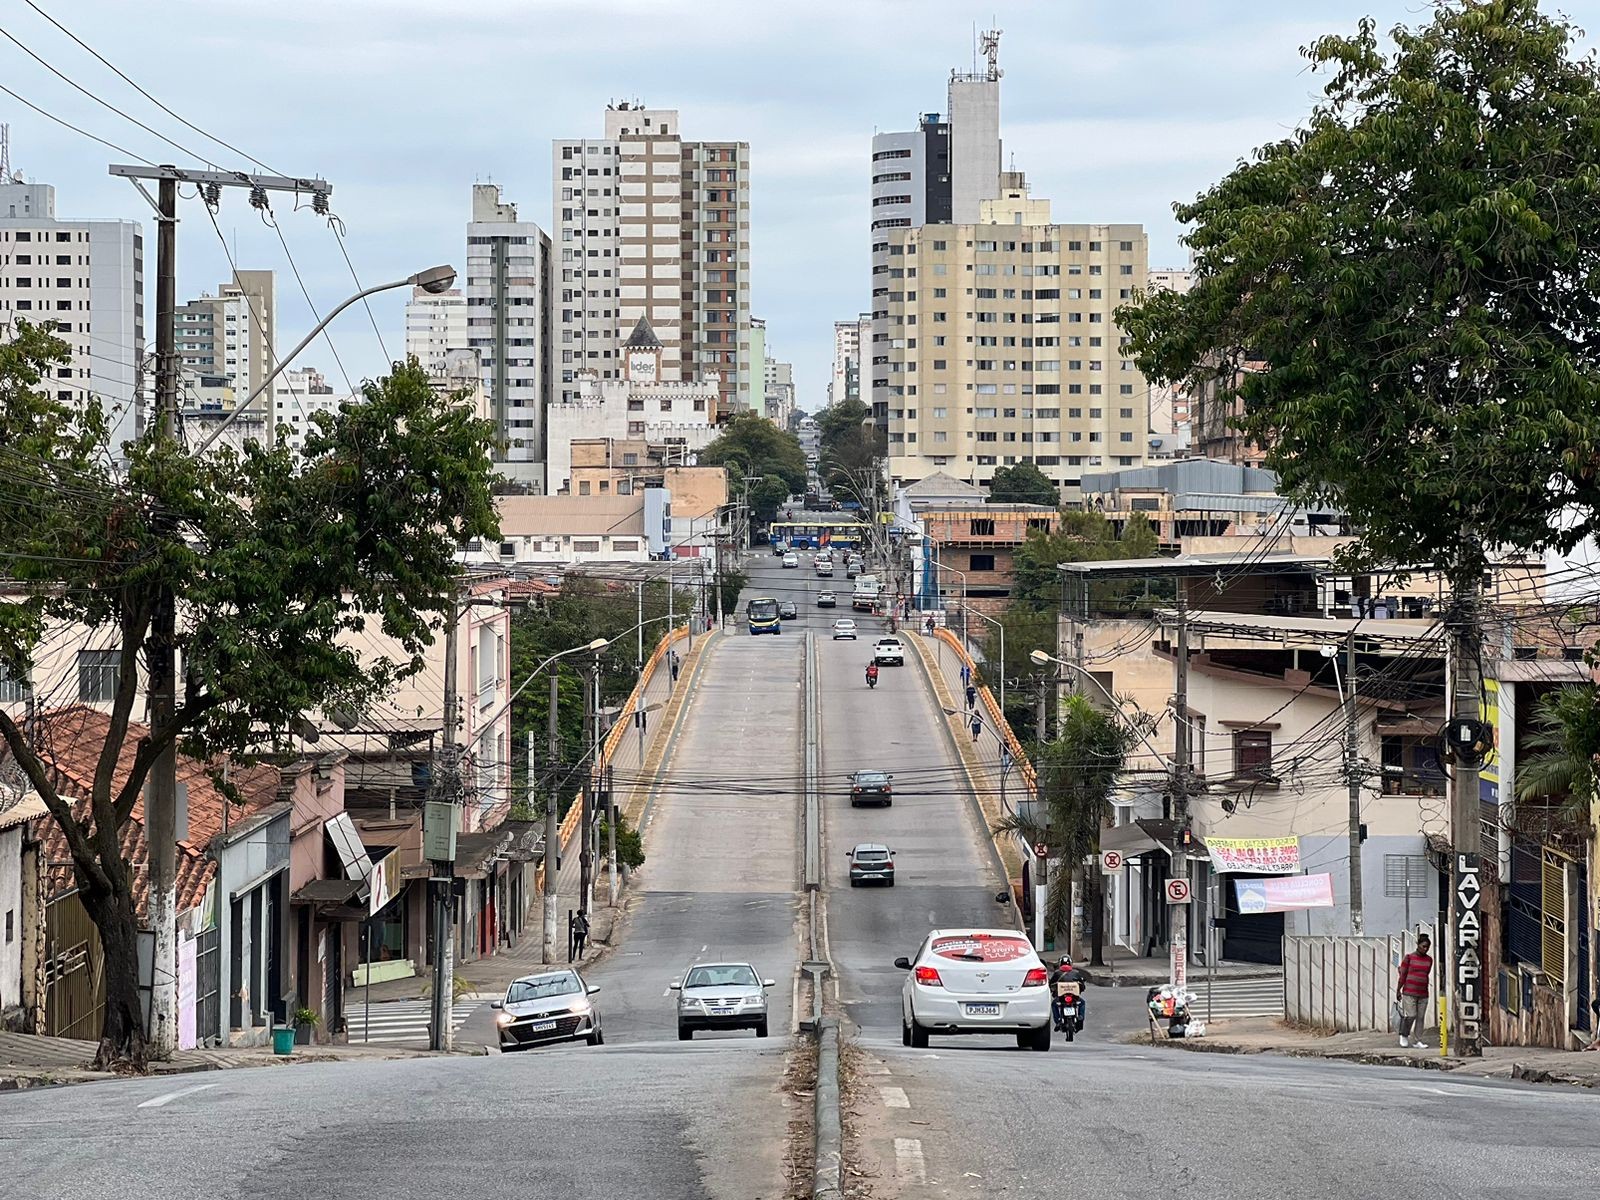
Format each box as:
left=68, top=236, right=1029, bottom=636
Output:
left=1133, top=1016, right=1600, bottom=1089
left=0, top=1029, right=462, bottom=1093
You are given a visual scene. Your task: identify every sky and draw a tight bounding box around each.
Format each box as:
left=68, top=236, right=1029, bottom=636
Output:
left=4, top=0, right=1597, bottom=411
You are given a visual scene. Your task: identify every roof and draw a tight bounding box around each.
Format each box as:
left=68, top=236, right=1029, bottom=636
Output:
left=1079, top=458, right=1283, bottom=499
left=623, top=316, right=663, bottom=350
left=1058, top=552, right=1335, bottom=580
left=14, top=707, right=280, bottom=915
left=1171, top=610, right=1443, bottom=645
left=0, top=793, right=48, bottom=833
left=497, top=494, right=645, bottom=537
left=901, top=471, right=986, bottom=500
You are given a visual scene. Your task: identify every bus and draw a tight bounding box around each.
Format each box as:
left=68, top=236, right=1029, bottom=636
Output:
left=746, top=596, right=782, bottom=635
left=767, top=519, right=864, bottom=552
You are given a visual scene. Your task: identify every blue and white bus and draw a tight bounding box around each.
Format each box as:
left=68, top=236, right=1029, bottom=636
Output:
left=746, top=596, right=782, bottom=635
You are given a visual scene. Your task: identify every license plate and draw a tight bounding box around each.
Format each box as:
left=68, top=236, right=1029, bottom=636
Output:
left=530, top=1020, right=557, bottom=1032
left=964, top=1003, right=1000, bottom=1017
left=708, top=1007, right=735, bottom=1015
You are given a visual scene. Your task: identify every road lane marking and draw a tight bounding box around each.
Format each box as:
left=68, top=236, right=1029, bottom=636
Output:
left=894, top=1138, right=927, bottom=1184
left=138, top=1083, right=217, bottom=1109
left=879, top=1086, right=910, bottom=1109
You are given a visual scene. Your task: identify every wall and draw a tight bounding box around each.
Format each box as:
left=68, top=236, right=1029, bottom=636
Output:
left=1283, top=926, right=1438, bottom=1033
left=0, top=825, right=21, bottom=1014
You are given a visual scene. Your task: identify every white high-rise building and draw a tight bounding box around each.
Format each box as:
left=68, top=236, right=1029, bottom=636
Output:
left=271, top=365, right=343, bottom=452
left=466, top=184, right=553, bottom=491
left=0, top=177, right=143, bottom=452
left=174, top=270, right=275, bottom=434
left=403, top=285, right=468, bottom=377
left=554, top=104, right=752, bottom=417
left=828, top=315, right=871, bottom=408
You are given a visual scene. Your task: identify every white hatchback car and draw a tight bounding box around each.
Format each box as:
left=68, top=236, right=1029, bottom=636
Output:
left=832, top=618, right=858, bottom=640
left=896, top=929, right=1052, bottom=1051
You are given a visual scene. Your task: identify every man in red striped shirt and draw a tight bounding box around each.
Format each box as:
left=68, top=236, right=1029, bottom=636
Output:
left=1395, top=935, right=1433, bottom=1048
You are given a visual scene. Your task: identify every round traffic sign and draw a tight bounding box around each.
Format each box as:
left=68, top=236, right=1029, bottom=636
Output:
left=1101, top=850, right=1124, bottom=872
left=1033, top=842, right=1049, bottom=859
left=1165, top=878, right=1191, bottom=904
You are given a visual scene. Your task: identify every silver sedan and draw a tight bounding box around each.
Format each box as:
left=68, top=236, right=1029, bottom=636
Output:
left=492, top=968, right=603, bottom=1051
left=672, top=962, right=776, bottom=1040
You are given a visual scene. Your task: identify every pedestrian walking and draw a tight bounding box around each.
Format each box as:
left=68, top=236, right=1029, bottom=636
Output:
left=965, top=683, right=977, bottom=710
left=924, top=615, right=936, bottom=636
left=960, top=662, right=972, bottom=687
left=669, top=649, right=681, bottom=684
left=1394, top=934, right=1433, bottom=1047
left=970, top=713, right=983, bottom=742
left=572, top=910, right=591, bottom=961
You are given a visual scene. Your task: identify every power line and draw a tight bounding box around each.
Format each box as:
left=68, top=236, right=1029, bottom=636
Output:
left=0, top=79, right=151, bottom=164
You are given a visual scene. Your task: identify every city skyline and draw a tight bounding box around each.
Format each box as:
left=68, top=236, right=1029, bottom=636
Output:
left=5, top=0, right=1582, bottom=411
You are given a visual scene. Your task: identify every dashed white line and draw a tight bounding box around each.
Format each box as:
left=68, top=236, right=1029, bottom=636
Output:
left=879, top=1085, right=910, bottom=1109
left=894, top=1137, right=927, bottom=1184
left=137, top=1083, right=217, bottom=1109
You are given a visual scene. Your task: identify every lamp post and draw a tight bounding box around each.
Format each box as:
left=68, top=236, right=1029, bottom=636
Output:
left=929, top=557, right=968, bottom=619
left=960, top=604, right=1005, bottom=716
left=195, top=264, right=457, bottom=453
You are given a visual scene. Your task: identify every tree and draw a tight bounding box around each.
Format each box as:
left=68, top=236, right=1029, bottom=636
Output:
left=1515, top=685, right=1600, bottom=827
left=816, top=398, right=884, bottom=494
left=1118, top=0, right=1600, bottom=588
left=699, top=412, right=807, bottom=521
left=994, top=694, right=1135, bottom=963
left=987, top=464, right=1058, bottom=507
left=0, top=328, right=498, bottom=1068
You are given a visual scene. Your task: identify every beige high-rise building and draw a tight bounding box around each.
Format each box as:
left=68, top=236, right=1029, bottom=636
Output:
left=554, top=105, right=751, bottom=418
left=882, top=175, right=1150, bottom=497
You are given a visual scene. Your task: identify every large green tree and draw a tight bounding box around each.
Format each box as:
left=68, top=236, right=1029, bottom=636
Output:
left=1118, top=0, right=1600, bottom=587
left=699, top=412, right=807, bottom=521
left=816, top=399, right=885, bottom=495
left=987, top=463, right=1059, bottom=507
left=0, top=327, right=498, bottom=1068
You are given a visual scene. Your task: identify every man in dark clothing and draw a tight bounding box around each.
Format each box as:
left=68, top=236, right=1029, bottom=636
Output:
left=571, top=910, right=591, bottom=962
left=1049, top=955, right=1089, bottom=1030
left=965, top=684, right=977, bottom=710
left=1395, top=934, right=1433, bottom=1047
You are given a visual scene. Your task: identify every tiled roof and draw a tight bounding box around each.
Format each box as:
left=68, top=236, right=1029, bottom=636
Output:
left=10, top=707, right=280, bottom=918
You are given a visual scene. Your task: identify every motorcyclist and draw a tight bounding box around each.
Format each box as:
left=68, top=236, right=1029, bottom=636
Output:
left=865, top=662, right=879, bottom=687
left=1049, top=954, right=1089, bottom=1031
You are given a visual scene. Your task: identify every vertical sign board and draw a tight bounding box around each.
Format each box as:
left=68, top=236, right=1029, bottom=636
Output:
left=1454, top=852, right=1482, bottom=1051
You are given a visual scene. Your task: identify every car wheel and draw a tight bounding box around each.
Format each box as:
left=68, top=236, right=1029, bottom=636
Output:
left=850, top=800, right=859, bottom=808
left=587, top=1027, right=605, bottom=1046
left=910, top=1019, right=929, bottom=1049
left=1027, top=1024, right=1052, bottom=1052
left=678, top=1024, right=693, bottom=1041
left=756, top=1019, right=769, bottom=1039
left=849, top=877, right=858, bottom=887
left=887, top=877, right=895, bottom=887
left=901, top=1019, right=912, bottom=1047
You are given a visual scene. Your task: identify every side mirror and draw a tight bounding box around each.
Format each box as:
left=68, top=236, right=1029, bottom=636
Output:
left=587, top=984, right=601, bottom=995
left=489, top=999, right=503, bottom=1009
left=893, top=957, right=912, bottom=970
left=763, top=979, right=776, bottom=988
left=669, top=981, right=682, bottom=991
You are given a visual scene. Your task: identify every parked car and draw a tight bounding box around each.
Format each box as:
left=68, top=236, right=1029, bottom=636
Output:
left=817, top=591, right=838, bottom=608
left=896, top=930, right=1052, bottom=1051
left=493, top=969, right=603, bottom=1051
left=832, top=618, right=858, bottom=640
left=672, top=962, right=776, bottom=1040
left=779, top=600, right=799, bottom=620
left=849, top=843, right=896, bottom=887
left=873, top=637, right=905, bottom=666
left=782, top=553, right=799, bottom=568
left=850, top=769, right=893, bottom=807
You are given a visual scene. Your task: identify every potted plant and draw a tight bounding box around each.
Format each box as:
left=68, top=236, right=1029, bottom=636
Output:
left=293, top=1007, right=320, bottom=1046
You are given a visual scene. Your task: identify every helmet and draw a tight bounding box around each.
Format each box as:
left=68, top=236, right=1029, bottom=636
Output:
left=1059, top=954, right=1073, bottom=967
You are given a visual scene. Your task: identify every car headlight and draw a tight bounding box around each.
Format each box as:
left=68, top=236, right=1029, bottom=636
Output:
left=569, top=999, right=591, bottom=1016
left=496, top=1011, right=515, bottom=1026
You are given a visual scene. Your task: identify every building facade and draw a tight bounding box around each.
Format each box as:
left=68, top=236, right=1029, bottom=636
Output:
left=271, top=365, right=344, bottom=454
left=0, top=178, right=143, bottom=452
left=828, top=315, right=871, bottom=408
left=403, top=285, right=468, bottom=378
left=554, top=104, right=752, bottom=417
left=880, top=176, right=1150, bottom=497
left=466, top=184, right=553, bottom=491
left=1145, top=268, right=1195, bottom=438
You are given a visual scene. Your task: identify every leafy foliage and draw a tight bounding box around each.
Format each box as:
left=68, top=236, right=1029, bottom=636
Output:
left=1118, top=1, right=1600, bottom=583
left=600, top=812, right=646, bottom=870
left=1515, top=684, right=1600, bottom=825
left=698, top=412, right=806, bottom=521
left=0, top=332, right=498, bottom=1066
left=986, top=463, right=1059, bottom=507
left=816, top=399, right=885, bottom=495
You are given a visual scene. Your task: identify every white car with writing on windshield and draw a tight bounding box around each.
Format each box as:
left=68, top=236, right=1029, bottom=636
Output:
left=895, top=929, right=1052, bottom=1051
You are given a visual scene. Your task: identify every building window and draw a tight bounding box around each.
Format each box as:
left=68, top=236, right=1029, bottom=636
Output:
left=573, top=540, right=601, bottom=553
left=76, top=649, right=120, bottom=703
left=968, top=553, right=996, bottom=571
left=968, top=518, right=995, bottom=536
left=1233, top=730, right=1272, bottom=779
left=0, top=664, right=27, bottom=703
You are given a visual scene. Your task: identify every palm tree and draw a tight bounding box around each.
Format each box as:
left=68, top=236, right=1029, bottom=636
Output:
left=1515, top=684, right=1600, bottom=826
left=994, top=693, right=1136, bottom=963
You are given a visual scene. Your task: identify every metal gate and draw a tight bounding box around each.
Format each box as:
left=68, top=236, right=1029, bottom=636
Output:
left=1577, top=858, right=1591, bottom=1033
left=43, top=894, right=103, bottom=1040
left=194, top=926, right=220, bottom=1046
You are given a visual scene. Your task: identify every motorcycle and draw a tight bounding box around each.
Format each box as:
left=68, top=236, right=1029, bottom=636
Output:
left=865, top=667, right=879, bottom=689
left=1053, top=981, right=1084, bottom=1040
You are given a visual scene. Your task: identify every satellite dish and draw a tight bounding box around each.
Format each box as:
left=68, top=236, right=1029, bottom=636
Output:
left=293, top=716, right=321, bottom=744
left=329, top=709, right=360, bottom=732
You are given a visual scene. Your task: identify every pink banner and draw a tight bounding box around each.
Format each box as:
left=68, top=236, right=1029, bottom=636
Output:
left=1234, top=872, right=1335, bottom=913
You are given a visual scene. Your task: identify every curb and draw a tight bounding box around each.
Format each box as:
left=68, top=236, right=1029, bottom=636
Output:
left=813, top=1017, right=843, bottom=1200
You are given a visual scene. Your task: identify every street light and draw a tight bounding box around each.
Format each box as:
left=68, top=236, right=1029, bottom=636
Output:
left=1029, top=648, right=1170, bottom=767
left=195, top=264, right=458, bottom=453
left=961, top=605, right=1005, bottom=715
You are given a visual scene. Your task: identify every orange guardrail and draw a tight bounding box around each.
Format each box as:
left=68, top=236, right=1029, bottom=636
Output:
left=933, top=628, right=1038, bottom=797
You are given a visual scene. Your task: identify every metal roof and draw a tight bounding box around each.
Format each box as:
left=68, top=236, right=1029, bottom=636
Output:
left=1057, top=552, right=1335, bottom=579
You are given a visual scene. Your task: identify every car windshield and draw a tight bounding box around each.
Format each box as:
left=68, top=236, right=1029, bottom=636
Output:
left=685, top=964, right=759, bottom=989
left=506, top=974, right=581, bottom=1003
left=855, top=771, right=888, bottom=786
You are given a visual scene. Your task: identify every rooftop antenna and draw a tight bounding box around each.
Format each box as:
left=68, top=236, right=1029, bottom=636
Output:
left=980, top=28, right=1003, bottom=81
left=0, top=123, right=11, bottom=181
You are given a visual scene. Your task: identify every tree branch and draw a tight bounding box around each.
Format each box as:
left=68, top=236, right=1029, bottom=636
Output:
left=0, top=707, right=111, bottom=894
left=110, top=690, right=222, bottom=829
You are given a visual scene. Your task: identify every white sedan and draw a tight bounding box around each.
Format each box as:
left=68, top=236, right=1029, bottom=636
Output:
left=896, top=929, right=1052, bottom=1051
left=782, top=553, right=799, bottom=568
left=831, top=618, right=858, bottom=640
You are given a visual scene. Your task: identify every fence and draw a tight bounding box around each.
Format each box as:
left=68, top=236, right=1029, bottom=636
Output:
left=1283, top=925, right=1439, bottom=1032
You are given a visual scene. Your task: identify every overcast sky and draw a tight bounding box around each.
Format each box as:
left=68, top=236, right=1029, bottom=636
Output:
left=4, top=0, right=1596, bottom=409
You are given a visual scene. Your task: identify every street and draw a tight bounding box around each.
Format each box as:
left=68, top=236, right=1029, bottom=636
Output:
left=2, top=553, right=1598, bottom=1200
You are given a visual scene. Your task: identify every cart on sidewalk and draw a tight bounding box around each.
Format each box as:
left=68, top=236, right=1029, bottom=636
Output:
left=1147, top=984, right=1203, bottom=1043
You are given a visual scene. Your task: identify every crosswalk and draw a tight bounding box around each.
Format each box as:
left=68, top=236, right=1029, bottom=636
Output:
left=345, top=999, right=482, bottom=1045
left=1187, top=974, right=1283, bottom=1019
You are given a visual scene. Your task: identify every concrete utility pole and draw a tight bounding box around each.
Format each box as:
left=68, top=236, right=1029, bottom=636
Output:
left=111, top=162, right=331, bottom=1059
left=606, top=763, right=619, bottom=906
left=579, top=659, right=598, bottom=918
left=1345, top=631, right=1365, bottom=936
left=1169, top=595, right=1191, bottom=982
left=428, top=588, right=462, bottom=1052
left=1446, top=576, right=1487, bottom=1058
left=1036, top=675, right=1048, bottom=745
left=543, top=671, right=561, bottom=964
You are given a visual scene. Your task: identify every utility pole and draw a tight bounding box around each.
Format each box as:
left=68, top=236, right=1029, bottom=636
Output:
left=542, top=670, right=561, bottom=964
left=1446, top=573, right=1487, bottom=1058
left=606, top=763, right=619, bottom=906
left=1169, top=595, right=1191, bottom=981
left=111, top=162, right=330, bottom=1059
left=579, top=658, right=597, bottom=918
left=1345, top=631, right=1365, bottom=936
left=1036, top=675, right=1048, bottom=745
left=428, top=588, right=462, bottom=1052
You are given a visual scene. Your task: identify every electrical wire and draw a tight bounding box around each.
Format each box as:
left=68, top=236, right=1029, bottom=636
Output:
left=262, top=207, right=355, bottom=395
left=0, top=79, right=152, bottom=164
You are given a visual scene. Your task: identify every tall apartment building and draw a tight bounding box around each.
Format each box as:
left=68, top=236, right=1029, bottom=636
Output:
left=403, top=285, right=468, bottom=377
left=1145, top=268, right=1195, bottom=436
left=465, top=184, right=553, bottom=491
left=881, top=176, right=1150, bottom=496
left=828, top=315, right=871, bottom=407
left=0, top=177, right=143, bottom=451
left=764, top=354, right=795, bottom=429
left=553, top=104, right=752, bottom=418
left=175, top=271, right=275, bottom=425
left=869, top=32, right=1004, bottom=427
left=270, top=365, right=339, bottom=452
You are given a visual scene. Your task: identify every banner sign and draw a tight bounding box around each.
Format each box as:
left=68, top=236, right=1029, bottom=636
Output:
left=1234, top=872, right=1335, bottom=913
left=1207, top=836, right=1301, bottom=874
left=1454, top=852, right=1483, bottom=1049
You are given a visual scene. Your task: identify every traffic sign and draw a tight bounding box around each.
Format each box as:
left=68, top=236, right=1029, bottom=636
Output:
left=1033, top=842, right=1049, bottom=859
left=1101, top=850, right=1125, bottom=874
left=1165, top=878, right=1191, bottom=905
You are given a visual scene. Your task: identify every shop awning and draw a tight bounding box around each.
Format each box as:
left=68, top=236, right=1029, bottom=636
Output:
left=1100, top=818, right=1202, bottom=860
